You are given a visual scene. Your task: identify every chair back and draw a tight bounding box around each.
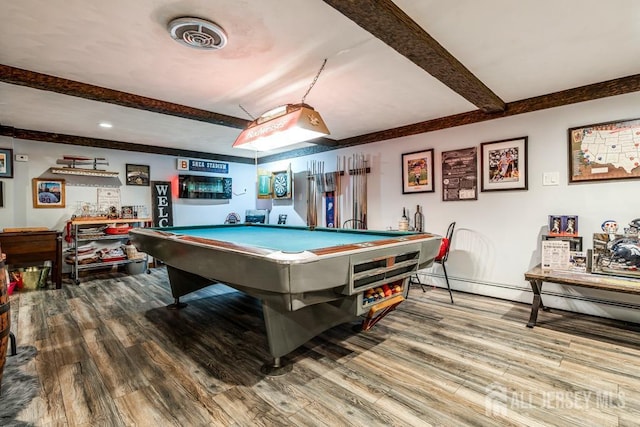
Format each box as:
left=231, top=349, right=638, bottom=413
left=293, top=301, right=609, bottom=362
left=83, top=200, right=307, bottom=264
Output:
left=342, top=219, right=367, bottom=230
left=224, top=213, right=241, bottom=224
left=435, top=222, right=456, bottom=263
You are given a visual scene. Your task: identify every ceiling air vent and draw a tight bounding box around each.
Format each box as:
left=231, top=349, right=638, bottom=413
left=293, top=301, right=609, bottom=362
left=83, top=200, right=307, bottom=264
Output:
left=168, top=17, right=227, bottom=50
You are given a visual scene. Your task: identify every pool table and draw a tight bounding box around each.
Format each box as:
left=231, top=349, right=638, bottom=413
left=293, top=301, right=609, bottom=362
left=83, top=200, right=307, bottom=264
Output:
left=130, top=224, right=441, bottom=373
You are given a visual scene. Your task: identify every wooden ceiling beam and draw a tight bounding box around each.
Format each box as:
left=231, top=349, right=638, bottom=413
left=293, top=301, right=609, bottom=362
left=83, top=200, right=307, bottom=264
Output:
left=0, top=64, right=250, bottom=129
left=322, top=0, right=506, bottom=113
left=0, top=125, right=255, bottom=165
left=336, top=74, right=640, bottom=147
left=0, top=64, right=339, bottom=148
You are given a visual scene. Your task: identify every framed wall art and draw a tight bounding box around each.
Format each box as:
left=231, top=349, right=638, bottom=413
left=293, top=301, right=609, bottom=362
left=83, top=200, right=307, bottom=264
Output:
left=401, top=149, right=434, bottom=194
left=441, top=147, right=477, bottom=201
left=568, top=118, right=640, bottom=183
left=0, top=148, right=14, bottom=178
left=480, top=136, right=528, bottom=191
left=257, top=168, right=272, bottom=199
left=126, top=164, right=150, bottom=186
left=32, top=178, right=65, bottom=208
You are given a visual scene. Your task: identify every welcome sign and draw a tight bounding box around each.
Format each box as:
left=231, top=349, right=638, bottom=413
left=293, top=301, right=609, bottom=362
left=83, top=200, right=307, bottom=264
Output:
left=151, top=181, right=173, bottom=227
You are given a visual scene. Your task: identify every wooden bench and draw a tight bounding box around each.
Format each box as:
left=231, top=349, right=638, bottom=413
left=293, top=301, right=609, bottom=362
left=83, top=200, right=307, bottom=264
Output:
left=524, top=264, right=640, bottom=327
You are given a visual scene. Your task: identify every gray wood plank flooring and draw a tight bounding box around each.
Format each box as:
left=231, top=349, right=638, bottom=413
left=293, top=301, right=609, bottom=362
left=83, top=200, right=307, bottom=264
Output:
left=6, top=268, right=640, bottom=426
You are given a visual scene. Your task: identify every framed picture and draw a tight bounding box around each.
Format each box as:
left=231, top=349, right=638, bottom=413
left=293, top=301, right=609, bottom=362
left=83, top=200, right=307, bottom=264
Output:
left=257, top=168, right=272, bottom=199
left=568, top=118, right=640, bottom=183
left=0, top=148, right=14, bottom=178
left=32, top=178, right=65, bottom=208
left=480, top=136, right=528, bottom=191
left=402, top=149, right=434, bottom=194
left=442, top=147, right=478, bottom=201
left=126, top=164, right=150, bottom=186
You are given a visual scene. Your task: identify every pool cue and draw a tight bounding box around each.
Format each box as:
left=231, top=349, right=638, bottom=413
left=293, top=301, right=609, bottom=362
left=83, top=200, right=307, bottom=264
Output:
left=362, top=154, right=368, bottom=229
left=337, top=156, right=341, bottom=228
left=351, top=154, right=357, bottom=227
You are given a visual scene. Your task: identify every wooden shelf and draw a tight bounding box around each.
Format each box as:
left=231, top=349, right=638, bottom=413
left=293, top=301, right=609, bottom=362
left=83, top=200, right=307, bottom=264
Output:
left=70, top=217, right=152, bottom=226
left=49, top=167, right=119, bottom=177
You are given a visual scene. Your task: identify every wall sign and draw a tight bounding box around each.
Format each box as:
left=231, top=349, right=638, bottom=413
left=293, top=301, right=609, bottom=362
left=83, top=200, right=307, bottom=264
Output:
left=177, top=158, right=229, bottom=174
left=152, top=181, right=173, bottom=228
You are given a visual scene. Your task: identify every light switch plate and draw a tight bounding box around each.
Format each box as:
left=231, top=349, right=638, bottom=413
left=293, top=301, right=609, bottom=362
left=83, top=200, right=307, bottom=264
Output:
left=543, top=171, right=559, bottom=186
left=15, top=154, right=28, bottom=162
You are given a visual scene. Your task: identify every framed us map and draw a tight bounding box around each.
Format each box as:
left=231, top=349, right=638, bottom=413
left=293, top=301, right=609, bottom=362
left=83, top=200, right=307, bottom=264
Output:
left=568, top=118, right=640, bottom=183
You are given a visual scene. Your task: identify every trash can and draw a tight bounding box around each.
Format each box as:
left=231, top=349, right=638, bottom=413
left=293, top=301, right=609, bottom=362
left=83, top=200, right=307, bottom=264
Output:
left=126, top=259, right=147, bottom=275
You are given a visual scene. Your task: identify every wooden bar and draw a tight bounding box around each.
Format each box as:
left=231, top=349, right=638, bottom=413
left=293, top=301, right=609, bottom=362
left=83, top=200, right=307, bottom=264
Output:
left=524, top=264, right=640, bottom=328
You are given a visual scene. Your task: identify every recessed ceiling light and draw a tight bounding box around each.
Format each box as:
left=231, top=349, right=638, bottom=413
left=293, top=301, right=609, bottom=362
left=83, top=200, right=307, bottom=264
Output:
left=99, top=122, right=113, bottom=128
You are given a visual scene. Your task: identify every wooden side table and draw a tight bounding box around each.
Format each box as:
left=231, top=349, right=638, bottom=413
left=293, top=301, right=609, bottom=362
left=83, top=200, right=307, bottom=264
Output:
left=0, top=230, right=63, bottom=289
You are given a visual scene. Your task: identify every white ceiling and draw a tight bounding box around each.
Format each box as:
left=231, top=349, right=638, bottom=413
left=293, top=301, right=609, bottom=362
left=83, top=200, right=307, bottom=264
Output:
left=1, top=0, right=639, bottom=159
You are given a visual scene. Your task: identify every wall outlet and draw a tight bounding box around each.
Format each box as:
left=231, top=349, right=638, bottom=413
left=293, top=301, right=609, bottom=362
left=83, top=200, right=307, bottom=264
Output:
left=15, top=154, right=28, bottom=162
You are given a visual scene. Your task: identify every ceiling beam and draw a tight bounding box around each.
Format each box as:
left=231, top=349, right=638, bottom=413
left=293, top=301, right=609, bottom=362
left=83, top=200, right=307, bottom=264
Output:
left=0, top=64, right=339, bottom=148
left=0, top=125, right=255, bottom=165
left=0, top=64, right=250, bottom=129
left=4, top=70, right=637, bottom=160
left=336, top=74, right=640, bottom=147
left=322, top=0, right=506, bottom=113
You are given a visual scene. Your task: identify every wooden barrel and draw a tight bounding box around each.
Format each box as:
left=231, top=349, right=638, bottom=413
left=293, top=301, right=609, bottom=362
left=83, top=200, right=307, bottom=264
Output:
left=0, top=252, right=9, bottom=392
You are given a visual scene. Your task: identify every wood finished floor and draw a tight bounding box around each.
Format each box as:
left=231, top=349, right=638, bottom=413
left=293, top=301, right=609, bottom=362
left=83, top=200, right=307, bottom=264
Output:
left=6, top=267, right=640, bottom=426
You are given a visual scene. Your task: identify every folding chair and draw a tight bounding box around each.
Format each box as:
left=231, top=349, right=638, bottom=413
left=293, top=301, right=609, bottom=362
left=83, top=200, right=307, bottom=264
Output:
left=411, top=222, right=456, bottom=303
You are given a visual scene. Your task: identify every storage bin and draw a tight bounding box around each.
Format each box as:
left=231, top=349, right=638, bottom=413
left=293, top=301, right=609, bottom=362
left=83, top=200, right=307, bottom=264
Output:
left=126, top=260, right=147, bottom=275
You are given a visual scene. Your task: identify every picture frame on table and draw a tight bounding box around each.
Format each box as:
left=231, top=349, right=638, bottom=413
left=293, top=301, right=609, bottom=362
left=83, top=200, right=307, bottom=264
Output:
left=126, top=164, right=150, bottom=186
left=542, top=235, right=583, bottom=252
left=568, top=118, right=640, bottom=183
left=480, top=136, right=528, bottom=192
left=32, top=178, right=65, bottom=208
left=0, top=148, right=14, bottom=178
left=401, top=149, right=434, bottom=194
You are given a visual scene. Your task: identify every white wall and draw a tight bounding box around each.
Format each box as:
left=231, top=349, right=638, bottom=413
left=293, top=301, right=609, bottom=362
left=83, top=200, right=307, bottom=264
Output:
left=262, top=92, right=640, bottom=323
left=0, top=139, right=257, bottom=231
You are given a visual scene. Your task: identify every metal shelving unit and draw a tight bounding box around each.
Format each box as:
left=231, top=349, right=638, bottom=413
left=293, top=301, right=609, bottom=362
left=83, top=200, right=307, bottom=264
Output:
left=68, top=217, right=152, bottom=285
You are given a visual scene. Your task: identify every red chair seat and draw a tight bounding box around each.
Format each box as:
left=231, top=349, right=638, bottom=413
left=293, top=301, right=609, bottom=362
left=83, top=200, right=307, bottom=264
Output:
left=435, top=237, right=449, bottom=261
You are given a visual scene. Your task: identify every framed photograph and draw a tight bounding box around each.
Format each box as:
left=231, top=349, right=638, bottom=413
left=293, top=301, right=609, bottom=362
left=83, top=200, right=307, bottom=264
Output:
left=32, top=178, right=65, bottom=208
left=568, top=118, right=640, bottom=183
left=0, top=148, right=14, bottom=178
left=442, top=147, right=477, bottom=201
left=126, top=164, right=150, bottom=186
left=480, top=136, right=528, bottom=191
left=402, top=149, right=434, bottom=194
